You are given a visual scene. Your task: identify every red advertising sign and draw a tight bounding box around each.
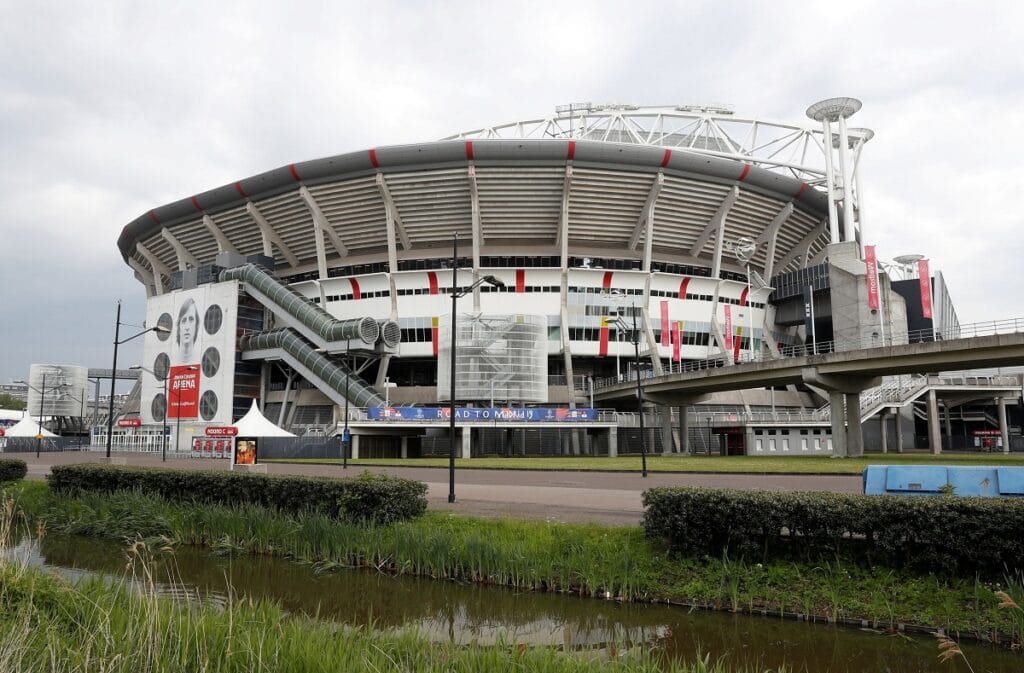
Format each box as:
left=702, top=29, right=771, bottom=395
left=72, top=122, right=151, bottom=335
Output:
left=660, top=301, right=669, bottom=347
left=973, top=429, right=1001, bottom=437
left=918, top=259, right=932, bottom=319
left=0, top=428, right=5, bottom=437
left=864, top=245, right=880, bottom=310
left=723, top=305, right=733, bottom=351
left=205, top=426, right=239, bottom=437
left=672, top=321, right=682, bottom=362
left=117, top=417, right=142, bottom=428
left=168, top=366, right=200, bottom=419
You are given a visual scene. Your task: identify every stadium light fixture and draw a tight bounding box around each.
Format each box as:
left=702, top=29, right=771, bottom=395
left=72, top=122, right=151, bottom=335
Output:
left=105, top=300, right=170, bottom=460
left=447, top=235, right=505, bottom=503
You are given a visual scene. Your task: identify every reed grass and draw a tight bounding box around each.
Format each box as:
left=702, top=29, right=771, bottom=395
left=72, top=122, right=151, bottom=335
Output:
left=6, top=480, right=1022, bottom=645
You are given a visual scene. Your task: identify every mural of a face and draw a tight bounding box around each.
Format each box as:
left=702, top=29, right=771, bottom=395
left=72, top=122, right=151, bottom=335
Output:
left=177, top=298, right=200, bottom=362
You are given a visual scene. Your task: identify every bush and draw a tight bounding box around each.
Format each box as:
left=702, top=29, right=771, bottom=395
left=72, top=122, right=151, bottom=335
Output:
left=642, top=487, right=1024, bottom=575
left=48, top=465, right=426, bottom=525
left=0, top=459, right=27, bottom=482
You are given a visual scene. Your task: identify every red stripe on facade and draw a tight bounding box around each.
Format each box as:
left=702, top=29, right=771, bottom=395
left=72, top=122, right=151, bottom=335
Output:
left=567, top=140, right=576, bottom=160
left=234, top=182, right=247, bottom=198
left=793, top=182, right=808, bottom=199
left=738, top=164, right=751, bottom=182
left=349, top=278, right=361, bottom=301
left=739, top=287, right=749, bottom=307
left=427, top=271, right=438, bottom=295
left=190, top=196, right=203, bottom=211
left=147, top=210, right=160, bottom=225
left=515, top=269, right=525, bottom=293
left=602, top=271, right=613, bottom=290
left=368, top=149, right=379, bottom=168
left=465, top=141, right=474, bottom=161
left=288, top=163, right=301, bottom=181
left=660, top=149, right=672, bottom=167
left=678, top=277, right=690, bottom=299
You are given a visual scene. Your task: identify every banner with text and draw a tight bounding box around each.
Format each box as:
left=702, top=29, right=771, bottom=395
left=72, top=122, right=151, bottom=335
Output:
left=368, top=407, right=599, bottom=422
left=865, top=245, right=880, bottom=310
left=918, top=259, right=933, bottom=319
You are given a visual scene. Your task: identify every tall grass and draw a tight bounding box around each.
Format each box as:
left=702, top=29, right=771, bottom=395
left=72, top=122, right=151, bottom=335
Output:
left=6, top=481, right=1023, bottom=646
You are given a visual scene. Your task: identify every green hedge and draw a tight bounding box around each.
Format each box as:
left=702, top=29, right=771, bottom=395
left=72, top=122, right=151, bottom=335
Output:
left=642, top=487, right=1024, bottom=575
left=0, top=459, right=27, bottom=482
left=48, top=465, right=426, bottom=525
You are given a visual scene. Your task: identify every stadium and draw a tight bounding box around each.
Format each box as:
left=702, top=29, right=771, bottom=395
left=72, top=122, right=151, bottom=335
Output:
left=110, top=100, right=1004, bottom=458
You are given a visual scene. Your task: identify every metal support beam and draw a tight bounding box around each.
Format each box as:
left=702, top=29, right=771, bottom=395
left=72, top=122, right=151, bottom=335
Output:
left=246, top=202, right=300, bottom=268
left=135, top=243, right=171, bottom=295
left=375, top=174, right=411, bottom=250
left=161, top=228, right=200, bottom=271
left=468, top=166, right=482, bottom=310
left=378, top=175, right=401, bottom=318
left=759, top=202, right=794, bottom=278
left=774, top=219, right=826, bottom=273
left=202, top=214, right=238, bottom=254
left=126, top=258, right=157, bottom=297
left=628, top=171, right=664, bottom=261
left=689, top=186, right=739, bottom=273
left=558, top=165, right=573, bottom=269
left=299, top=186, right=348, bottom=278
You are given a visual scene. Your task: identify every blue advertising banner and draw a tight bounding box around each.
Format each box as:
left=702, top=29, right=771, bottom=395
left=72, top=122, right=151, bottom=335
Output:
left=368, top=407, right=598, bottom=422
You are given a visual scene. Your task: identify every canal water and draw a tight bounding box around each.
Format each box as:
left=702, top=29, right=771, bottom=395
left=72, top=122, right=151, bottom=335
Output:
left=9, top=534, right=1018, bottom=672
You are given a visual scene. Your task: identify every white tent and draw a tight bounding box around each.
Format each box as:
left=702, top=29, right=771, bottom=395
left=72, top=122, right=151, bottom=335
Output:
left=233, top=400, right=295, bottom=437
left=4, top=417, right=57, bottom=437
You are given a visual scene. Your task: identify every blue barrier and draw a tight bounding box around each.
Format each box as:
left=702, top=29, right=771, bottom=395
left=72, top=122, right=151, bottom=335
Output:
left=863, top=465, right=1024, bottom=496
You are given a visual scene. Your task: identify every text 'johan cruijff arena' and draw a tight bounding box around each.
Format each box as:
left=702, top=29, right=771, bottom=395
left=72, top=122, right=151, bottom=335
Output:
left=117, top=100, right=933, bottom=458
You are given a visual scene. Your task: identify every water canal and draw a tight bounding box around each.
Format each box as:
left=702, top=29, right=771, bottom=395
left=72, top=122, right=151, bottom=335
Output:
left=9, top=534, right=1017, bottom=672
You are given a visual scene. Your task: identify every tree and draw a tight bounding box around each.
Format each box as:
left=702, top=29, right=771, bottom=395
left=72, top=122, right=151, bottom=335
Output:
left=0, top=394, right=25, bottom=411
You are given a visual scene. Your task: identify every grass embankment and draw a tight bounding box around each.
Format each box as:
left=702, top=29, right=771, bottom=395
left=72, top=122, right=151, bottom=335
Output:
left=7, top=481, right=1023, bottom=644
left=267, top=452, right=1024, bottom=474
left=0, top=559, right=749, bottom=673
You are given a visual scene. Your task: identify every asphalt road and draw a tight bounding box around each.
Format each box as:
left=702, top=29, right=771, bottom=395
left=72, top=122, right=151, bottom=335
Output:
left=19, top=451, right=862, bottom=526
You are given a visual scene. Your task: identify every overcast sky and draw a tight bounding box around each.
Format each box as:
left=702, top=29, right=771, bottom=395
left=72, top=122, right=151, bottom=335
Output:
left=2, top=0, right=1022, bottom=384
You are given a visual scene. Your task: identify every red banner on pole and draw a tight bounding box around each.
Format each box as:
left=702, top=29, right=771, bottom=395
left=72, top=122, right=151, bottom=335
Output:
left=865, top=245, right=880, bottom=310
left=599, top=316, right=609, bottom=356
left=918, top=259, right=932, bottom=319
left=660, top=301, right=669, bottom=346
left=733, top=327, right=743, bottom=361
left=168, top=366, right=200, bottom=419
left=672, top=321, right=681, bottom=362
left=723, top=305, right=733, bottom=351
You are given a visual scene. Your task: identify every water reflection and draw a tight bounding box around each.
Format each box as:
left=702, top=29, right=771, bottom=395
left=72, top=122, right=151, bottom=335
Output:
left=14, top=534, right=1013, bottom=672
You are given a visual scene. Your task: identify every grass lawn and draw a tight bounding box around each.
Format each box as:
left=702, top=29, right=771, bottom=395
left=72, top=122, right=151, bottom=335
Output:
left=266, top=452, right=1024, bottom=474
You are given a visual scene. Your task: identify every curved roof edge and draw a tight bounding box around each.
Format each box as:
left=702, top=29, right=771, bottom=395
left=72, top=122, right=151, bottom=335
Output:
left=118, top=139, right=830, bottom=262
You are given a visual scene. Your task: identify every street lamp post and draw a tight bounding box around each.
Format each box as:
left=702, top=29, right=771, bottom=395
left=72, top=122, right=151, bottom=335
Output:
left=611, top=302, right=648, bottom=478
left=447, top=233, right=504, bottom=503
left=128, top=365, right=169, bottom=461
left=105, top=300, right=170, bottom=460
left=343, top=352, right=350, bottom=469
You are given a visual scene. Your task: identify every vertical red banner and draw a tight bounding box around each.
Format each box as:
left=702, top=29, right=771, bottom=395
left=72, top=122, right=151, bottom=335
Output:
left=660, top=301, right=669, bottom=346
left=431, top=316, right=439, bottom=357
left=865, top=245, right=880, bottom=310
left=599, top=316, right=609, bottom=356
left=515, top=269, right=525, bottom=293
left=168, top=366, right=200, bottom=419
left=724, top=305, right=733, bottom=351
left=672, top=321, right=682, bottom=362
left=918, top=259, right=932, bottom=319
left=734, top=327, right=743, bottom=360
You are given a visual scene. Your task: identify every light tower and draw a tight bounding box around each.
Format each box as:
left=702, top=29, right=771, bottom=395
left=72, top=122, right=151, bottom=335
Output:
left=806, top=97, right=862, bottom=251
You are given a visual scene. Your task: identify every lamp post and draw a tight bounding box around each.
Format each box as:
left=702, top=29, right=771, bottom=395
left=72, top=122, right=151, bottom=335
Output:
left=343, top=352, right=350, bottom=469
left=13, top=376, right=61, bottom=458
left=105, top=300, right=170, bottom=460
left=611, top=301, right=648, bottom=478
left=128, top=365, right=169, bottom=462
left=171, top=365, right=200, bottom=457
left=447, top=233, right=505, bottom=503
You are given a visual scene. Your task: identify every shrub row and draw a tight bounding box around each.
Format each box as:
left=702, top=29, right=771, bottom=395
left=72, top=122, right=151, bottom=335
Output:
left=48, top=465, right=426, bottom=525
left=642, top=487, right=1024, bottom=575
left=0, top=459, right=27, bottom=482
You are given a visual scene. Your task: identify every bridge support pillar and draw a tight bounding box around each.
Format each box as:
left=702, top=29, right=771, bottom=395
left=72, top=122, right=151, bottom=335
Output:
left=400, top=436, right=408, bottom=459
left=829, top=391, right=847, bottom=458
left=350, top=434, right=360, bottom=460
left=999, top=398, right=1010, bottom=454
left=608, top=427, right=618, bottom=458
left=678, top=405, right=690, bottom=455
left=461, top=427, right=472, bottom=459
left=927, top=389, right=942, bottom=454
left=661, top=407, right=675, bottom=455
left=879, top=409, right=889, bottom=454
left=895, top=410, right=905, bottom=453
left=845, top=393, right=863, bottom=457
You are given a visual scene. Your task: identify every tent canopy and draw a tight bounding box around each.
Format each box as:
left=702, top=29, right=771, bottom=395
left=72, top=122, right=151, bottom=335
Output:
left=233, top=400, right=295, bottom=437
left=4, top=417, right=57, bottom=437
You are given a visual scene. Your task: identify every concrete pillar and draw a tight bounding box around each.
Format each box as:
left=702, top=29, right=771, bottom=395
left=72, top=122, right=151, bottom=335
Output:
left=895, top=410, right=905, bottom=453
left=608, top=427, right=618, bottom=458
left=927, top=389, right=942, bottom=454
left=879, top=410, right=888, bottom=454
left=461, top=427, right=472, bottom=459
left=998, top=399, right=1010, bottom=454
left=350, top=434, right=360, bottom=460
left=943, top=404, right=953, bottom=440
left=829, top=391, right=848, bottom=457
left=845, top=393, right=863, bottom=458
left=661, top=406, right=674, bottom=455
left=400, top=436, right=408, bottom=459
left=679, top=405, right=690, bottom=455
